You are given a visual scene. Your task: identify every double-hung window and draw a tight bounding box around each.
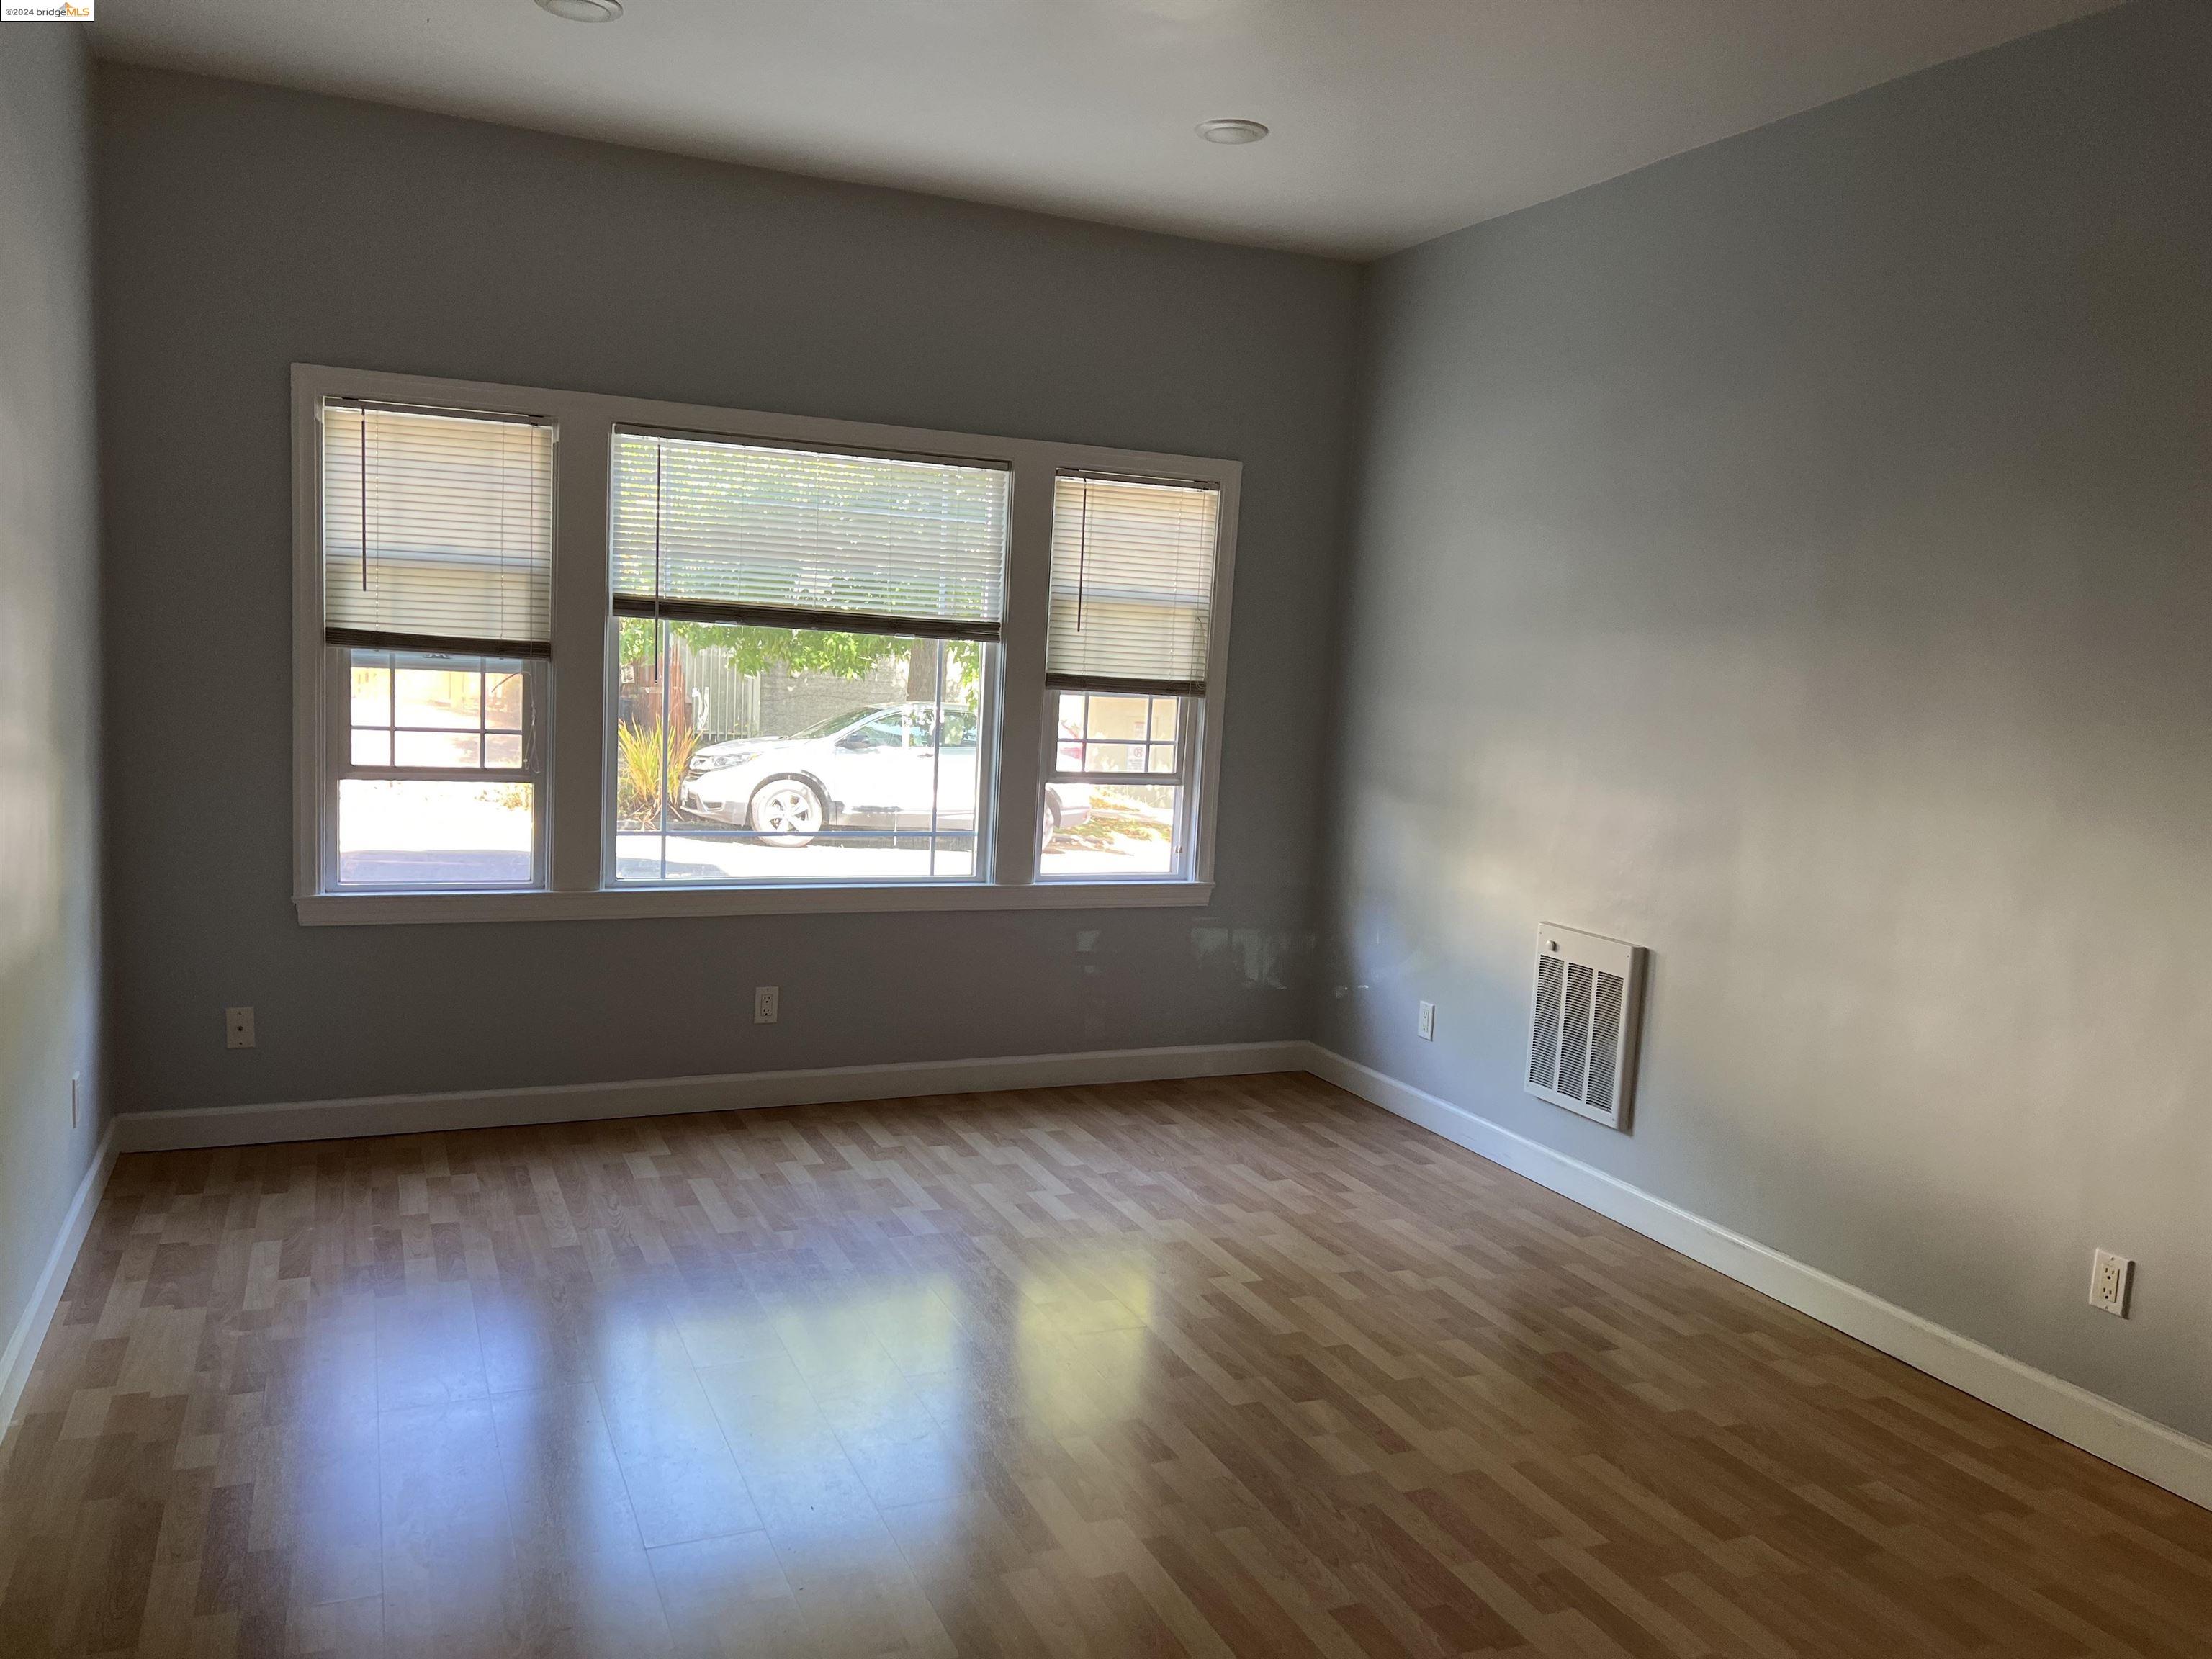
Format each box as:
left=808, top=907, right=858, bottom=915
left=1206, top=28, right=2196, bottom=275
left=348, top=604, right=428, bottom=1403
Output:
left=314, top=400, right=552, bottom=890
left=292, top=365, right=1238, bottom=921
left=1041, top=474, right=1220, bottom=881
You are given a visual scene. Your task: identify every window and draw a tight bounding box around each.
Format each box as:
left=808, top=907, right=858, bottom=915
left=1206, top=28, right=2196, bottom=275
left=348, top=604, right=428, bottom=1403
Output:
left=313, top=400, right=551, bottom=890
left=1040, top=475, right=1220, bottom=880
left=293, top=366, right=1237, bottom=920
left=1043, top=690, right=1190, bottom=878
left=336, top=652, right=536, bottom=886
left=608, top=431, right=1004, bottom=884
left=614, top=619, right=988, bottom=882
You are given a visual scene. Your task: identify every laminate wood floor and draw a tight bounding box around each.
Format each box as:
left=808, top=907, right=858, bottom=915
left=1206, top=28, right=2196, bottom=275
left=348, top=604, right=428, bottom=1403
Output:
left=3, top=1073, right=2207, bottom=1658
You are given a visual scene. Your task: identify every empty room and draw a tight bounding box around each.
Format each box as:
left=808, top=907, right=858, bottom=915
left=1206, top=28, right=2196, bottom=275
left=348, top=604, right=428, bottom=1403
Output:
left=2, top=0, right=2208, bottom=1653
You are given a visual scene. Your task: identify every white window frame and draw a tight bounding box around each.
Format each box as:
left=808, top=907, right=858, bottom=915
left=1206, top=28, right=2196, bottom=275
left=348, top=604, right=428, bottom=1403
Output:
left=291, top=364, right=1238, bottom=924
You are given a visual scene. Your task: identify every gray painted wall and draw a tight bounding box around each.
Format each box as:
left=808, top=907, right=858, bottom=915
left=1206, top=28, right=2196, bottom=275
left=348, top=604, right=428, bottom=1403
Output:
left=1318, top=0, right=2212, bottom=1441
left=1, top=29, right=104, bottom=1359
left=96, top=67, right=1359, bottom=1117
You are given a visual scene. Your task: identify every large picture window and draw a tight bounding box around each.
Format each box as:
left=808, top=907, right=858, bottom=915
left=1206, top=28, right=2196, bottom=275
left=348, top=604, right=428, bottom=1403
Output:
left=608, top=432, right=1005, bottom=885
left=616, top=620, right=988, bottom=881
left=292, top=367, right=1238, bottom=921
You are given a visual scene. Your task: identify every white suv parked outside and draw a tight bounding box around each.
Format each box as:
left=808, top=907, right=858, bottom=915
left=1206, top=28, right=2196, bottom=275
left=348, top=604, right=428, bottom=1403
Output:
left=677, top=703, right=1089, bottom=845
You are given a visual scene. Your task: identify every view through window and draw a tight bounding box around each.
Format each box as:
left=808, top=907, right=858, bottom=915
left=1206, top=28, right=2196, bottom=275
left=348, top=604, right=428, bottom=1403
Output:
left=608, top=429, right=1007, bottom=884
left=1041, top=690, right=1185, bottom=877
left=337, top=650, right=537, bottom=886
left=615, top=621, right=986, bottom=881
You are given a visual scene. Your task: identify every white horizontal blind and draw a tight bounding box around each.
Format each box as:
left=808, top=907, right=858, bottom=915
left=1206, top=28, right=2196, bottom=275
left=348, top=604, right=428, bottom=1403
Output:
left=1047, top=474, right=1219, bottom=693
left=611, top=431, right=1007, bottom=639
left=321, top=402, right=554, bottom=656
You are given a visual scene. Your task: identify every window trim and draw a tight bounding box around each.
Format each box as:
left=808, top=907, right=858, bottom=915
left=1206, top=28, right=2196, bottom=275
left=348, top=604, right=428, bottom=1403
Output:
left=292, top=363, right=1236, bottom=922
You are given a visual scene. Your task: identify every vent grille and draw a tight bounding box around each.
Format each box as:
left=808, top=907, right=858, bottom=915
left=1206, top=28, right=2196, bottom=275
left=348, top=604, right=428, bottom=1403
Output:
left=1584, top=971, right=1624, bottom=1115
left=1524, top=924, right=1645, bottom=1130
left=1557, top=962, right=1594, bottom=1101
left=1529, top=955, right=1563, bottom=1091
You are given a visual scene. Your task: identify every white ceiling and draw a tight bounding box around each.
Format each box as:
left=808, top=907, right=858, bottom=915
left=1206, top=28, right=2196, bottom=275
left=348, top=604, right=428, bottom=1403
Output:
left=89, top=0, right=2115, bottom=260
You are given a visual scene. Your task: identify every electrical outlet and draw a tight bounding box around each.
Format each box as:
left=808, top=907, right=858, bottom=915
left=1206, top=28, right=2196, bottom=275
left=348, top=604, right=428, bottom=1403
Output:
left=753, top=986, right=779, bottom=1025
left=225, top=1006, right=256, bottom=1049
left=71, top=1072, right=81, bottom=1128
left=2089, top=1249, right=2132, bottom=1318
left=1416, top=1000, right=1436, bottom=1041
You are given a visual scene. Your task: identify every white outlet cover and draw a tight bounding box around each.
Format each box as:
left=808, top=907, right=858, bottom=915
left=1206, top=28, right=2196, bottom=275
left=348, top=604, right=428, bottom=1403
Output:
left=2089, top=1249, right=2133, bottom=1318
left=754, top=986, right=779, bottom=1025
left=1416, top=1000, right=1436, bottom=1040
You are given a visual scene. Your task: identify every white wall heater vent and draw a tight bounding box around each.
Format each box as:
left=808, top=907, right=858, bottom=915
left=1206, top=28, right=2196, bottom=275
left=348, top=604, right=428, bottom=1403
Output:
left=1526, top=922, right=1645, bottom=1130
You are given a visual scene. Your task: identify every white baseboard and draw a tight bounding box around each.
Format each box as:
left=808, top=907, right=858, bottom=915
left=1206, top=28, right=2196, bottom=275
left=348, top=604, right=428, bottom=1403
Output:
left=1, top=1122, right=118, bottom=1436
left=1301, top=1043, right=2212, bottom=1514
left=111, top=1039, right=1311, bottom=1154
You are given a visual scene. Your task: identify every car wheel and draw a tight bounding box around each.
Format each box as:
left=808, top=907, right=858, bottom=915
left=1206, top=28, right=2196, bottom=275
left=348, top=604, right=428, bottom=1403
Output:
left=1041, top=796, right=1062, bottom=845
left=750, top=778, right=825, bottom=847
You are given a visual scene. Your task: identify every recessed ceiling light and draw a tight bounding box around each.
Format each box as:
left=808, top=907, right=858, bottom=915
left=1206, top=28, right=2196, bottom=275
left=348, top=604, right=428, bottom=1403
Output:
left=1196, top=118, right=1269, bottom=146
left=536, top=0, right=623, bottom=20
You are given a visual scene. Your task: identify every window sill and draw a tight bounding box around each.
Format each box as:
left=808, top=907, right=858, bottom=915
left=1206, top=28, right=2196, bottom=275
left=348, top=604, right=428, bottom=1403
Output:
left=295, top=880, right=1215, bottom=926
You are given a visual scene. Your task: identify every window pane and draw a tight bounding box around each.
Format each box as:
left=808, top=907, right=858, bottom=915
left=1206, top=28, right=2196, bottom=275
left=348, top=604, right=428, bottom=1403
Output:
left=1040, top=783, right=1179, bottom=878
left=1081, top=742, right=1148, bottom=775
left=1047, top=691, right=1187, bottom=785
left=395, top=667, right=481, bottom=729
left=485, top=670, right=526, bottom=729
left=1082, top=695, right=1153, bottom=743
left=346, top=649, right=534, bottom=778
left=351, top=659, right=391, bottom=727
left=616, top=621, right=990, bottom=884
left=395, top=730, right=482, bottom=768
left=337, top=780, right=534, bottom=886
